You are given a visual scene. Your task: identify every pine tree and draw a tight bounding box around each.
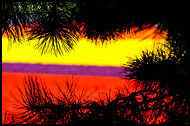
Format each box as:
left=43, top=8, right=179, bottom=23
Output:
left=2, top=1, right=189, bottom=125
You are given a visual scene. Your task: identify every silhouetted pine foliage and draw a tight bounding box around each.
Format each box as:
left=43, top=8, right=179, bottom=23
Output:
left=1, top=2, right=32, bottom=43
left=76, top=1, right=152, bottom=42
left=76, top=1, right=189, bottom=42
left=2, top=2, right=82, bottom=56
left=26, top=2, right=82, bottom=56
left=124, top=47, right=189, bottom=124
left=3, top=74, right=189, bottom=124
left=4, top=76, right=87, bottom=124
left=120, top=1, right=190, bottom=124
left=2, top=1, right=190, bottom=125
left=2, top=1, right=189, bottom=53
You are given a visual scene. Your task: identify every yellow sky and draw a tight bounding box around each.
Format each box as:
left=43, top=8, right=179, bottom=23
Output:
left=2, top=28, right=167, bottom=67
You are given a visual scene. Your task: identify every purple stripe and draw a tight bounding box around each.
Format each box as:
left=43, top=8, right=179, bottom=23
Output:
left=2, top=63, right=129, bottom=77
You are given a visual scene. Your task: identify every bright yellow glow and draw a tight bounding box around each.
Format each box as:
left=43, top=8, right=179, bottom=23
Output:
left=2, top=37, right=165, bottom=66
left=2, top=27, right=167, bottom=67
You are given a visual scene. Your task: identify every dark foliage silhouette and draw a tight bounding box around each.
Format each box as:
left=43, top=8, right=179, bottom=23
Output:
left=124, top=46, right=189, bottom=124
left=2, top=1, right=189, bottom=53
left=26, top=2, right=82, bottom=56
left=76, top=1, right=152, bottom=41
left=76, top=1, right=189, bottom=41
left=6, top=76, right=90, bottom=124
left=1, top=2, right=32, bottom=43
left=2, top=76, right=138, bottom=124
left=2, top=2, right=82, bottom=55
left=2, top=1, right=190, bottom=125
left=3, top=74, right=189, bottom=124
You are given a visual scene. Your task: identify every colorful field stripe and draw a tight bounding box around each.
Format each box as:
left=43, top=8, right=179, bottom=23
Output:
left=2, top=72, right=133, bottom=113
left=2, top=63, right=129, bottom=77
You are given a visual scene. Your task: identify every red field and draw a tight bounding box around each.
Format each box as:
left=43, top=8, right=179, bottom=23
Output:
left=2, top=72, right=136, bottom=115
